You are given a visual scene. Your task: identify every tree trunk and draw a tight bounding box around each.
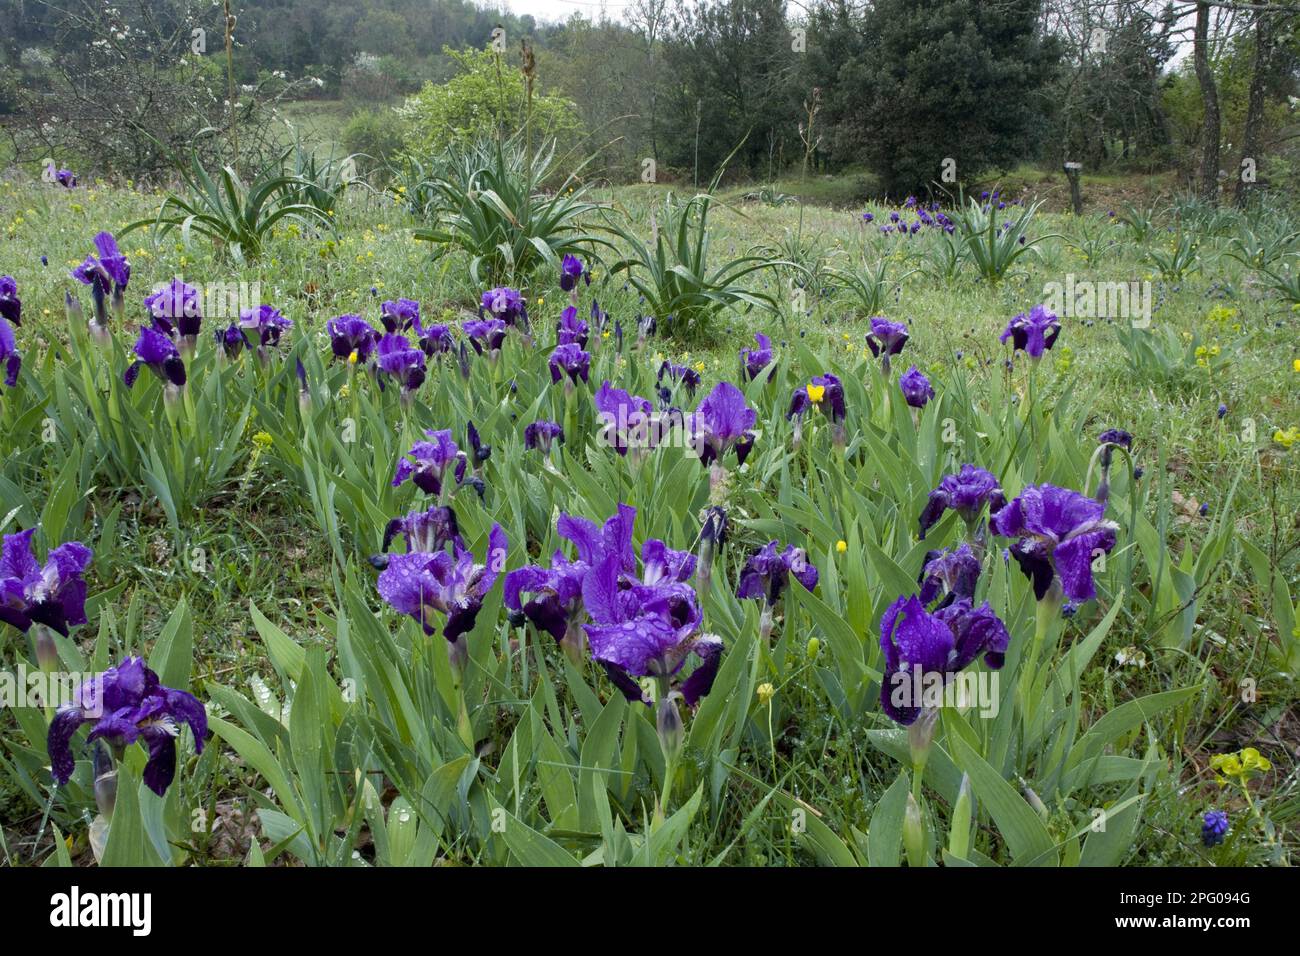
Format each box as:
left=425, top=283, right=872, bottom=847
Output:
left=1235, top=3, right=1273, bottom=208
left=1193, top=2, right=1221, bottom=204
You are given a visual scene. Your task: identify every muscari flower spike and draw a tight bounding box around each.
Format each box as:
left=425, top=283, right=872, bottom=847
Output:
left=0, top=529, right=93, bottom=636
left=124, top=325, right=186, bottom=391
left=991, top=483, right=1118, bottom=603
left=1000, top=304, right=1060, bottom=360
left=918, top=464, right=1007, bottom=540
left=879, top=595, right=1009, bottom=725
left=48, top=657, right=206, bottom=796
left=1201, top=809, right=1229, bottom=848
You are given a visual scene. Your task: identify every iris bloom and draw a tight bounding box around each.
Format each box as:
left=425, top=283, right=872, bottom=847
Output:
left=918, top=464, right=1007, bottom=539
left=899, top=365, right=935, bottom=408
left=481, top=287, right=527, bottom=326
left=56, top=169, right=78, bottom=188
left=0, top=275, right=21, bottom=326
left=0, top=318, right=20, bottom=388
left=71, top=231, right=130, bottom=335
left=879, top=595, right=1009, bottom=725
left=327, top=314, right=379, bottom=364
left=376, top=333, right=427, bottom=400
left=657, top=361, right=701, bottom=398
left=124, top=325, right=186, bottom=391
left=375, top=504, right=463, bottom=567
left=239, top=304, right=292, bottom=352
left=380, top=298, right=420, bottom=333
left=737, top=540, right=818, bottom=607
left=991, top=483, right=1117, bottom=602
left=214, top=322, right=249, bottom=359
left=392, top=429, right=467, bottom=496
left=559, top=254, right=586, bottom=292
left=463, top=318, right=507, bottom=355
left=741, top=333, right=773, bottom=380
left=693, top=381, right=757, bottom=469
left=557, top=306, right=589, bottom=348
left=594, top=380, right=656, bottom=457
left=549, top=343, right=591, bottom=387
left=999, top=304, right=1060, bottom=360
left=377, top=525, right=508, bottom=666
left=48, top=657, right=207, bottom=796
left=144, top=279, right=202, bottom=343
left=917, top=543, right=980, bottom=606
left=865, top=317, right=909, bottom=373
left=0, top=529, right=92, bottom=635
left=410, top=320, right=450, bottom=357
left=524, top=419, right=564, bottom=455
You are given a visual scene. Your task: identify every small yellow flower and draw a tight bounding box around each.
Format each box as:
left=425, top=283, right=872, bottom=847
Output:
left=251, top=431, right=273, bottom=451
left=835, top=540, right=847, bottom=553
left=1273, top=427, right=1299, bottom=449
left=756, top=682, right=775, bottom=705
left=1293, top=358, right=1300, bottom=373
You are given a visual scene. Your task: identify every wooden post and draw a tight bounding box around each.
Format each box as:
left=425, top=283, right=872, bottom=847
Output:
left=1063, top=161, right=1083, bottom=216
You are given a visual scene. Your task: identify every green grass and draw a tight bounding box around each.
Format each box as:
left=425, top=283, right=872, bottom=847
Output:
left=0, top=168, right=1297, bottom=867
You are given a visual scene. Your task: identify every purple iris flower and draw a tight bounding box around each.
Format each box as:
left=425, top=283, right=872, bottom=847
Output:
left=879, top=595, right=1009, bottom=725
left=693, top=381, right=757, bottom=468
left=214, top=322, right=250, bottom=359
left=790, top=373, right=846, bottom=425
left=414, top=320, right=453, bottom=356
left=0, top=529, right=93, bottom=635
left=917, top=543, right=981, bottom=606
left=239, top=304, right=292, bottom=350
left=999, top=304, right=1060, bottom=359
left=0, top=318, right=20, bottom=388
left=380, top=298, right=420, bottom=333
left=1099, top=428, right=1133, bottom=450
left=376, top=333, right=427, bottom=397
left=56, top=169, right=78, bottom=188
left=377, top=504, right=463, bottom=562
left=481, top=287, right=527, bottom=326
left=71, top=231, right=131, bottom=293
left=918, top=465, right=1007, bottom=539
left=377, top=525, right=508, bottom=659
left=657, top=361, right=701, bottom=397
left=559, top=254, right=586, bottom=292
left=524, top=420, right=564, bottom=454
left=990, top=483, right=1118, bottom=602
left=463, top=318, right=507, bottom=355
left=144, top=279, right=202, bottom=340
left=392, top=429, right=467, bottom=496
left=549, top=343, right=591, bottom=386
left=582, top=543, right=720, bottom=709
left=899, top=365, right=935, bottom=409
left=741, top=333, right=773, bottom=380
left=503, top=504, right=636, bottom=644
left=736, top=540, right=819, bottom=606
left=327, top=314, right=379, bottom=364
left=1201, top=810, right=1229, bottom=847
left=594, top=380, right=656, bottom=456
left=865, top=317, right=909, bottom=372
left=0, top=276, right=21, bottom=326
left=557, top=306, right=589, bottom=348
left=124, top=325, right=186, bottom=390
left=48, top=656, right=206, bottom=796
